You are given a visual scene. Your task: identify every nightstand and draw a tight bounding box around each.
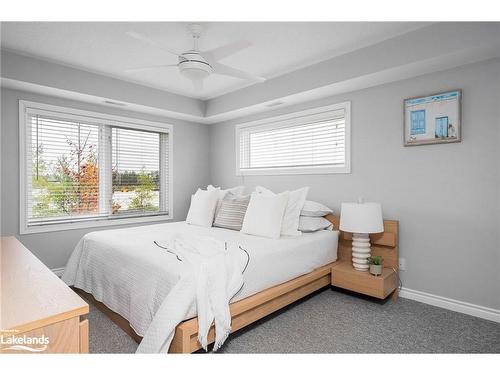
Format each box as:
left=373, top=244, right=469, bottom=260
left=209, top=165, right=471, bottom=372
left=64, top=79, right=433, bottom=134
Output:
left=331, top=261, right=398, bottom=299
left=324, top=215, right=399, bottom=300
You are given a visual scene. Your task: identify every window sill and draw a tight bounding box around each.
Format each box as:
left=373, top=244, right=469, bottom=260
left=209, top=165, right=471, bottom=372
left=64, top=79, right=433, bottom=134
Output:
left=20, top=213, right=173, bottom=235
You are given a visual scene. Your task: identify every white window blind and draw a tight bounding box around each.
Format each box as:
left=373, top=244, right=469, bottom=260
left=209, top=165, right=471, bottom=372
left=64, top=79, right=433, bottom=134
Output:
left=236, top=102, right=350, bottom=175
left=28, top=114, right=102, bottom=225
left=111, top=127, right=169, bottom=216
left=21, top=101, right=172, bottom=233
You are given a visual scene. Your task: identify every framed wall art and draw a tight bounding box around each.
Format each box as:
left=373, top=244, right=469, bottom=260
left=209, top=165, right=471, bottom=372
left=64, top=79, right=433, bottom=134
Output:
left=404, top=90, right=462, bottom=146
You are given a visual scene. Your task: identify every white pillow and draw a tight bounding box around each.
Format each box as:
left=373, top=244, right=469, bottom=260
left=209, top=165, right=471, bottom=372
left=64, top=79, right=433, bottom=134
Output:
left=240, top=192, right=289, bottom=239
left=186, top=188, right=220, bottom=227
left=207, top=184, right=245, bottom=213
left=298, top=216, right=333, bottom=233
left=300, top=200, right=333, bottom=217
left=255, top=186, right=309, bottom=236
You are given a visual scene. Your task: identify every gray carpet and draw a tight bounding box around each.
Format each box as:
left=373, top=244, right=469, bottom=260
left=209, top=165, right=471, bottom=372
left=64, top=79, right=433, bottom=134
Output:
left=88, top=288, right=500, bottom=354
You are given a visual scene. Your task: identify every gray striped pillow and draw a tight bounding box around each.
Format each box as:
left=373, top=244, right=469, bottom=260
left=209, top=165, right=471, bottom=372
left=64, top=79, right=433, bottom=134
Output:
left=213, top=193, right=250, bottom=231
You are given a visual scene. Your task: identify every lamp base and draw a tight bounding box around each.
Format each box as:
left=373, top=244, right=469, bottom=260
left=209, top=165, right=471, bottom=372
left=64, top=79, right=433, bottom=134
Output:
left=351, top=233, right=371, bottom=272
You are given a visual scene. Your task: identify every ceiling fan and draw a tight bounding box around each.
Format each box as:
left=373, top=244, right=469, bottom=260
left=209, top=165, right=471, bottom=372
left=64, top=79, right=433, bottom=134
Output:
left=125, top=24, right=266, bottom=90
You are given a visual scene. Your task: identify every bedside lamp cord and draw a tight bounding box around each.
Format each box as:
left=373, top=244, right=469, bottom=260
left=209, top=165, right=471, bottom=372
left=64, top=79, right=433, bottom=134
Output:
left=390, top=267, right=403, bottom=291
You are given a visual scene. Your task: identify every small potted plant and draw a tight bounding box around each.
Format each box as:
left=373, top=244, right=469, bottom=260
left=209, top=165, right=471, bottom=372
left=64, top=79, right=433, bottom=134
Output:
left=367, top=255, right=383, bottom=276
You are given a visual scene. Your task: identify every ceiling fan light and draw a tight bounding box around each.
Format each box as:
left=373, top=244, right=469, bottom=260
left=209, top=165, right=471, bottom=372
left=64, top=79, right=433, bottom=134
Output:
left=178, top=55, right=214, bottom=81
left=180, top=67, right=211, bottom=80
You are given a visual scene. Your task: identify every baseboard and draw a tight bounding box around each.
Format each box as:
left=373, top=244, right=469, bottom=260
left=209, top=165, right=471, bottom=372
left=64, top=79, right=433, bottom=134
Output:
left=51, top=267, right=65, bottom=278
left=400, top=287, right=500, bottom=323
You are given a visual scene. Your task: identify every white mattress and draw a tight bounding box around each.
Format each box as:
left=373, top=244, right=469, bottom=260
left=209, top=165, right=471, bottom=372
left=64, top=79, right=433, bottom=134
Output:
left=62, top=221, right=338, bottom=336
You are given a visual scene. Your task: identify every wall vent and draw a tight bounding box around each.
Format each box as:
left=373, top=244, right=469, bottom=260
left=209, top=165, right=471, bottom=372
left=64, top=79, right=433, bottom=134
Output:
left=266, top=101, right=284, bottom=107
left=104, top=100, right=126, bottom=107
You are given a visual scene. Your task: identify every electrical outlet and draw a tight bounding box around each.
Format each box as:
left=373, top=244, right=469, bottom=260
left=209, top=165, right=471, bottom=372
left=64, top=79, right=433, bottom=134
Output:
left=399, top=258, right=407, bottom=271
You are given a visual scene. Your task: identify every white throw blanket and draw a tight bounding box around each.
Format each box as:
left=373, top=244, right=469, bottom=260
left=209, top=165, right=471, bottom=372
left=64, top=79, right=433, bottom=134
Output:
left=136, top=234, right=248, bottom=353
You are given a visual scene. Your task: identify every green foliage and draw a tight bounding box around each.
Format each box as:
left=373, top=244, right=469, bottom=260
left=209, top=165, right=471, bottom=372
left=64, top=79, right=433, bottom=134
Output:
left=31, top=130, right=99, bottom=218
left=128, top=169, right=158, bottom=212
left=32, top=130, right=159, bottom=217
left=32, top=156, right=79, bottom=217
left=113, top=170, right=138, bottom=189
left=32, top=144, right=48, bottom=189
left=112, top=170, right=159, bottom=192
left=48, top=158, right=79, bottom=214
left=367, top=255, right=383, bottom=265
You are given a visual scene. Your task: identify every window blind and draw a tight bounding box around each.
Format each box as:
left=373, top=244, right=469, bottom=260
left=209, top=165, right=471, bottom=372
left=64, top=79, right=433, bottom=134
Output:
left=27, top=114, right=102, bottom=225
left=111, top=127, right=168, bottom=216
left=23, top=103, right=171, bottom=231
left=238, top=106, right=348, bottom=174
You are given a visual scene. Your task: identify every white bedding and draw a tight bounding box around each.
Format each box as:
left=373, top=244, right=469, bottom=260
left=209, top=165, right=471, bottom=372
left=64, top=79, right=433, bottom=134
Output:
left=62, top=221, right=338, bottom=337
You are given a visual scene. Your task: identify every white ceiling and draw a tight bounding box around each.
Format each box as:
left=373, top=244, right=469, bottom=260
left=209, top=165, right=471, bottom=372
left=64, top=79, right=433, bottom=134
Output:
left=0, top=22, right=429, bottom=100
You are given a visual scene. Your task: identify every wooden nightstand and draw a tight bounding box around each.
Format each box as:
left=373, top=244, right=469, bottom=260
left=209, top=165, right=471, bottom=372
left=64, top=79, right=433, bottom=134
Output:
left=325, top=215, right=399, bottom=301
left=331, top=261, right=398, bottom=299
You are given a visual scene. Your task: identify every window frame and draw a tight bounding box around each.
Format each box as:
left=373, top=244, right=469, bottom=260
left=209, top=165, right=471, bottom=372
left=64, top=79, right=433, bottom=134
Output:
left=19, top=100, right=173, bottom=234
left=235, top=101, right=351, bottom=176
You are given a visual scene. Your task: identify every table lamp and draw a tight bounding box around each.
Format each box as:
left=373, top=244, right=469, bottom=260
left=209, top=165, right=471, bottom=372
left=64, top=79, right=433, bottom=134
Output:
left=339, top=199, right=384, bottom=271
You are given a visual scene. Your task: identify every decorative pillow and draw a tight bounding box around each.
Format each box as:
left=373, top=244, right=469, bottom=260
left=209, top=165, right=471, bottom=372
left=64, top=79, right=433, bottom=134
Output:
left=240, top=192, right=289, bottom=239
left=298, top=216, right=333, bottom=233
left=255, top=186, right=309, bottom=236
left=207, top=184, right=245, bottom=214
left=186, top=188, right=220, bottom=227
left=213, top=193, right=251, bottom=231
left=300, top=200, right=333, bottom=217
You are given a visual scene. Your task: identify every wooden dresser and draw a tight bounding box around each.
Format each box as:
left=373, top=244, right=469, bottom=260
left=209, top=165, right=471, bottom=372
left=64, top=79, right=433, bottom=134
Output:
left=0, top=236, right=89, bottom=354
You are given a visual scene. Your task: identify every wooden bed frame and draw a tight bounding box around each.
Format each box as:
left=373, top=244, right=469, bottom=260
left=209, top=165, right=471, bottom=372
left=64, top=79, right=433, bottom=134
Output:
left=76, top=214, right=399, bottom=353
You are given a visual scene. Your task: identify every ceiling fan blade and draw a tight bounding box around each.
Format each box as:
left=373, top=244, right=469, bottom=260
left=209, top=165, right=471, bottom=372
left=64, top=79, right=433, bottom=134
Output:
left=212, top=62, right=265, bottom=82
left=125, top=64, right=177, bottom=73
left=192, top=79, right=203, bottom=91
left=126, top=31, right=181, bottom=57
left=202, top=40, right=252, bottom=62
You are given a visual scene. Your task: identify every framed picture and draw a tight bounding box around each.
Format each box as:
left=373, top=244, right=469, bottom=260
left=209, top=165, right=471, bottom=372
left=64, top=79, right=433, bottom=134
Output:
left=404, top=89, right=462, bottom=146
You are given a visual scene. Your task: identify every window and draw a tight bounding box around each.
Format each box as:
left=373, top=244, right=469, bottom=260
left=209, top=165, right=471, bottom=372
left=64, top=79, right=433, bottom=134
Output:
left=435, top=116, right=448, bottom=138
left=410, top=109, right=426, bottom=135
left=236, top=102, right=350, bottom=175
left=111, top=127, right=165, bottom=215
left=20, top=101, right=172, bottom=234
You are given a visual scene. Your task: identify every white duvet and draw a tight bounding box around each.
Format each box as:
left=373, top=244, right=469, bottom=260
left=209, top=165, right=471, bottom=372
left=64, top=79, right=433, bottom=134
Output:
left=62, top=221, right=338, bottom=347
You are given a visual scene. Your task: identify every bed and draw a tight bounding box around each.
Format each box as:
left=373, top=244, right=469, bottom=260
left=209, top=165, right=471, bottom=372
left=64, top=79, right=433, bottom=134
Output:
left=63, top=215, right=341, bottom=353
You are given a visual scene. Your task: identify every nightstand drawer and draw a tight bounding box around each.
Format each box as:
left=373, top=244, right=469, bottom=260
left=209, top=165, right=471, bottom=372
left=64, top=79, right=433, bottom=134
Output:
left=332, top=261, right=398, bottom=299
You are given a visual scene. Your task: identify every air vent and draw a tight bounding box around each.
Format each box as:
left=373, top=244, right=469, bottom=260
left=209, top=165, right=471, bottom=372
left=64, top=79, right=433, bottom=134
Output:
left=266, top=101, right=284, bottom=107
left=104, top=100, right=126, bottom=107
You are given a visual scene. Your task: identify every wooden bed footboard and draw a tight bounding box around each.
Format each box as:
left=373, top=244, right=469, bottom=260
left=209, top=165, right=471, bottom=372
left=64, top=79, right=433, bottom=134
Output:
left=169, top=262, right=334, bottom=353
left=75, top=262, right=335, bottom=353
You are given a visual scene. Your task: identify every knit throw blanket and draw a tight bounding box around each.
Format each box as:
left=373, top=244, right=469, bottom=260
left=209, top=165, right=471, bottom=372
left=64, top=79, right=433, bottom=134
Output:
left=136, top=234, right=249, bottom=353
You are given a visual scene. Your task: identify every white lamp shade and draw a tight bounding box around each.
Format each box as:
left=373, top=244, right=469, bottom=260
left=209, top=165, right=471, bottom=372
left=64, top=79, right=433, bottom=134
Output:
left=339, top=202, right=384, bottom=234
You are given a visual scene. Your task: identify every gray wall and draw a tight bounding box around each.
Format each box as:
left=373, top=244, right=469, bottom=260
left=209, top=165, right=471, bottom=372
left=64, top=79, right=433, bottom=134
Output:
left=0, top=88, right=211, bottom=269
left=209, top=59, right=500, bottom=310
left=1, top=59, right=498, bottom=310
